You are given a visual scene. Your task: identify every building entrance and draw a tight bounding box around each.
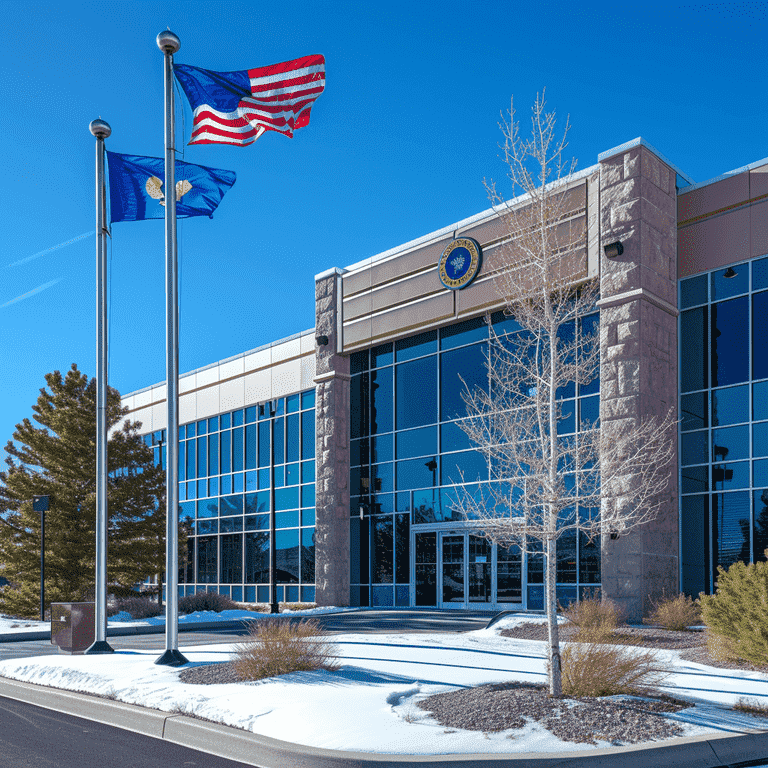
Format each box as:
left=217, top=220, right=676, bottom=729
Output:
left=413, top=529, right=525, bottom=609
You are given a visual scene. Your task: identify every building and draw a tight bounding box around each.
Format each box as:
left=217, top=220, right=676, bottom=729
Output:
left=122, top=137, right=768, bottom=621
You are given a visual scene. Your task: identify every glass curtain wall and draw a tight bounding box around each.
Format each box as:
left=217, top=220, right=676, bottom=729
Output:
left=679, top=255, right=768, bottom=596
left=349, top=310, right=601, bottom=608
left=144, top=389, right=316, bottom=603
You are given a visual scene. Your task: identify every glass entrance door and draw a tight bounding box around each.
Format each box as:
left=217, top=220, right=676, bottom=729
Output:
left=441, top=535, right=465, bottom=604
left=468, top=535, right=491, bottom=603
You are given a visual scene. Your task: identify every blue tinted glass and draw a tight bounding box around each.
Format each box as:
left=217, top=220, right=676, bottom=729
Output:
left=712, top=425, right=749, bottom=461
left=371, top=516, right=393, bottom=583
left=556, top=321, right=576, bottom=400
left=245, top=491, right=270, bottom=514
left=440, top=316, right=488, bottom=350
left=413, top=489, right=441, bottom=524
left=197, top=437, right=207, bottom=478
left=440, top=344, right=486, bottom=421
left=579, top=314, right=600, bottom=396
left=712, top=264, right=749, bottom=301
left=220, top=431, right=231, bottom=474
left=276, top=510, right=299, bottom=528
left=245, top=513, right=269, bottom=531
left=286, top=394, right=300, bottom=413
left=680, top=307, right=708, bottom=393
left=681, top=465, right=708, bottom=494
left=258, top=421, right=270, bottom=467
left=754, top=257, right=768, bottom=291
left=276, top=529, right=300, bottom=582
left=178, top=424, right=186, bottom=440
left=371, top=433, right=392, bottom=463
left=245, top=424, right=257, bottom=470
left=491, top=310, right=523, bottom=335
left=301, top=460, right=315, bottom=484
left=285, top=415, right=300, bottom=464
left=302, top=484, right=315, bottom=508
left=712, top=297, right=748, bottom=387
left=186, top=422, right=196, bottom=438
left=372, top=462, right=393, bottom=492
left=680, top=274, right=708, bottom=308
left=756, top=382, right=768, bottom=421
left=681, top=494, right=709, bottom=597
left=713, top=491, right=751, bottom=570
left=178, top=441, right=186, bottom=481
left=712, top=385, right=749, bottom=426
left=220, top=413, right=231, bottom=430
left=371, top=367, right=393, bottom=433
left=440, top=420, right=471, bottom=453
left=285, top=462, right=300, bottom=486
left=754, top=459, right=768, bottom=488
left=208, top=434, right=219, bottom=475
left=273, top=418, right=284, bottom=464
left=245, top=406, right=257, bottom=423
left=301, top=411, right=315, bottom=459
left=681, top=392, right=708, bottom=431
left=754, top=422, right=768, bottom=457
left=371, top=343, right=393, bottom=367
left=556, top=529, right=577, bottom=583
left=233, top=409, right=244, bottom=426
left=396, top=492, right=411, bottom=512
left=755, top=490, right=768, bottom=562
left=197, top=499, right=218, bottom=518
left=185, top=440, right=196, bottom=480
left=351, top=350, right=369, bottom=374
left=220, top=474, right=232, bottom=495
left=275, top=486, right=299, bottom=510
left=712, top=462, right=750, bottom=490
left=246, top=471, right=258, bottom=491
left=397, top=426, right=437, bottom=459
left=681, top=431, right=708, bottom=466
left=273, top=465, right=284, bottom=488
left=179, top=501, right=195, bottom=524
left=232, top=427, right=243, bottom=472
left=396, top=457, right=438, bottom=490
left=208, top=417, right=218, bottom=433
left=275, top=399, right=285, bottom=417
left=350, top=437, right=368, bottom=467
left=351, top=374, right=368, bottom=440
left=233, top=472, right=243, bottom=493
left=219, top=495, right=243, bottom=515
left=197, top=519, right=218, bottom=535
left=302, top=508, right=316, bottom=526
left=396, top=330, right=437, bottom=362
left=220, top=516, right=243, bottom=533
left=441, top=450, right=486, bottom=485
left=579, top=396, right=599, bottom=430
left=197, top=419, right=207, bottom=436
left=208, top=476, right=218, bottom=497
left=258, top=468, right=270, bottom=488
left=754, top=291, right=768, bottom=381
left=301, top=390, right=315, bottom=409
left=558, top=401, right=575, bottom=435
left=186, top=480, right=196, bottom=500
left=397, top=357, right=436, bottom=429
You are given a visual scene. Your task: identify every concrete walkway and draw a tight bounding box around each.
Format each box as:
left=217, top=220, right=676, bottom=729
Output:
left=1, top=675, right=767, bottom=768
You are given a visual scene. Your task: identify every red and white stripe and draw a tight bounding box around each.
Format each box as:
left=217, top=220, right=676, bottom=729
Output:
left=189, top=55, right=325, bottom=146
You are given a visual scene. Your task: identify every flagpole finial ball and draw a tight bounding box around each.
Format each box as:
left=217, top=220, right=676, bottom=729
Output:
left=156, top=30, right=180, bottom=54
left=89, top=119, right=111, bottom=139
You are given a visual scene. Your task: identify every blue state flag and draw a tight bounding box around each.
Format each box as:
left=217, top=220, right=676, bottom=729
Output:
left=106, top=152, right=236, bottom=223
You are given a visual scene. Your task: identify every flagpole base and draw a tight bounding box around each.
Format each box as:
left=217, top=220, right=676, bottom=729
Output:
left=155, top=648, right=189, bottom=667
left=85, top=639, right=114, bottom=655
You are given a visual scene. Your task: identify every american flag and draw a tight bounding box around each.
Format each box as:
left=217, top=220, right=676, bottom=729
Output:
left=173, top=55, right=325, bottom=146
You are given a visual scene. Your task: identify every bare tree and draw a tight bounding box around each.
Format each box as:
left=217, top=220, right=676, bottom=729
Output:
left=455, top=92, right=676, bottom=697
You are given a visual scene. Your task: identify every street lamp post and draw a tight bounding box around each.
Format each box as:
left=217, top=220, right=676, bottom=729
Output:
left=32, top=495, right=49, bottom=622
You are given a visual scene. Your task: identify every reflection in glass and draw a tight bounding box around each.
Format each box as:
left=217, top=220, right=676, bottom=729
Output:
left=754, top=490, right=768, bottom=562
left=395, top=513, right=410, bottom=583
left=681, top=465, right=708, bottom=494
left=397, top=457, right=438, bottom=490
left=580, top=313, right=600, bottom=396
left=442, top=535, right=464, bottom=603
left=712, top=385, right=748, bottom=426
left=441, top=449, right=486, bottom=485
left=754, top=422, right=768, bottom=458
left=711, top=297, right=748, bottom=387
left=680, top=274, right=708, bottom=309
left=556, top=530, right=577, bottom=583
left=276, top=529, right=299, bottom=583
left=681, top=495, right=709, bottom=597
left=440, top=315, right=488, bottom=350
left=680, top=307, right=708, bottom=392
left=680, top=431, right=708, bottom=466
left=371, top=516, right=393, bottom=583
left=396, top=357, right=436, bottom=429
left=712, top=462, right=749, bottom=490
left=440, top=344, right=486, bottom=421
left=245, top=532, right=269, bottom=583
left=220, top=534, right=242, bottom=583
left=351, top=373, right=369, bottom=439
left=371, top=343, right=393, bottom=368
left=713, top=492, right=750, bottom=573
left=397, top=426, right=437, bottom=460
left=395, top=329, right=437, bottom=362
left=197, top=536, right=217, bottom=583
left=301, top=528, right=315, bottom=583
left=681, top=392, right=708, bottom=431
left=441, top=420, right=471, bottom=453
left=497, top=543, right=522, bottom=602
left=371, top=367, right=393, bottom=434
left=468, top=536, right=491, bottom=602
left=712, top=264, right=748, bottom=301
left=579, top=531, right=600, bottom=583
left=349, top=517, right=369, bottom=584
left=712, top=425, right=749, bottom=461
left=755, top=381, right=768, bottom=422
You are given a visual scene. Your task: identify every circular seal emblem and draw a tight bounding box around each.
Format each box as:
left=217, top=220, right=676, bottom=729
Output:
left=438, top=237, right=482, bottom=290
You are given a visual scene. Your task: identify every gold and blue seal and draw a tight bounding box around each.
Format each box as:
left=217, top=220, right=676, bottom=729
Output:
left=438, top=237, right=482, bottom=290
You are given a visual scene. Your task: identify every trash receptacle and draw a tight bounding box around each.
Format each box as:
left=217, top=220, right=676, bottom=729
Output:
left=50, top=602, right=95, bottom=654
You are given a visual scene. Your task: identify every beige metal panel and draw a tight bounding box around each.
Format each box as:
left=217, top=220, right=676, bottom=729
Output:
left=133, top=389, right=153, bottom=409
left=342, top=291, right=372, bottom=322
left=196, top=384, right=220, bottom=420
left=341, top=315, right=374, bottom=348
left=272, top=336, right=302, bottom=364
left=458, top=214, right=508, bottom=245
left=179, top=374, right=196, bottom=394
left=243, top=347, right=271, bottom=373
left=678, top=207, right=751, bottom=278
left=218, top=357, right=244, bottom=381
left=244, top=369, right=271, bottom=405
left=751, top=200, right=768, bottom=258
left=300, top=332, right=316, bottom=355
left=369, top=292, right=455, bottom=346
left=179, top=393, right=196, bottom=426
left=122, top=395, right=135, bottom=412
left=151, top=384, right=167, bottom=404
left=130, top=405, right=154, bottom=433
left=150, top=403, right=167, bottom=432
left=271, top=358, right=302, bottom=399
left=678, top=171, right=749, bottom=222
left=300, top=353, right=316, bottom=390
left=370, top=269, right=445, bottom=314
left=196, top=366, right=219, bottom=388
left=368, top=236, right=452, bottom=291
left=341, top=263, right=371, bottom=298
left=219, top=377, right=245, bottom=413
left=455, top=274, right=505, bottom=317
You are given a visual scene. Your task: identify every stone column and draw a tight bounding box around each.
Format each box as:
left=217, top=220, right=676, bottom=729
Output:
left=597, top=144, right=680, bottom=621
left=314, top=268, right=351, bottom=606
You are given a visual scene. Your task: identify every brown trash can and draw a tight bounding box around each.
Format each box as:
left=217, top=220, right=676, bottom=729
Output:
left=50, top=602, right=95, bottom=654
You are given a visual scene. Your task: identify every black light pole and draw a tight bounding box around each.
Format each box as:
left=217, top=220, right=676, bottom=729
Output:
left=269, top=405, right=279, bottom=614
left=33, top=495, right=49, bottom=622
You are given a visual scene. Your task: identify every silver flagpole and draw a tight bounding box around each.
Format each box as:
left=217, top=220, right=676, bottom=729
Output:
left=86, top=118, right=114, bottom=655
left=156, top=29, right=188, bottom=666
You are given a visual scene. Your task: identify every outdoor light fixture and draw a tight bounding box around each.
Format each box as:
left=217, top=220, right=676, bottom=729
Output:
left=723, top=267, right=737, bottom=279
left=603, top=241, right=624, bottom=259
left=316, top=335, right=329, bottom=346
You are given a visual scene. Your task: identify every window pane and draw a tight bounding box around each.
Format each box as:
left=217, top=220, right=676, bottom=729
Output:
left=713, top=491, right=751, bottom=572
left=232, top=427, right=243, bottom=472
left=371, top=343, right=393, bottom=368
left=186, top=439, right=196, bottom=480
left=712, top=462, right=750, bottom=491
left=371, top=434, right=392, bottom=463
left=245, top=491, right=270, bottom=514
left=350, top=374, right=368, bottom=439
left=680, top=274, right=708, bottom=309
left=197, top=536, right=217, bottom=583
left=178, top=441, right=186, bottom=481
left=371, top=367, right=393, bottom=434
left=208, top=434, right=219, bottom=476
left=441, top=450, right=486, bottom=485
left=395, top=329, right=437, bottom=362
left=755, top=382, right=768, bottom=422
left=579, top=396, right=599, bottom=430
left=754, top=257, right=768, bottom=292
left=712, top=264, right=748, bottom=300
left=579, top=531, right=600, bottom=584
left=286, top=393, right=300, bottom=413
left=245, top=531, right=269, bottom=583
left=286, top=414, right=300, bottom=463
left=245, top=514, right=269, bottom=531
left=681, top=494, right=709, bottom=597
left=556, top=529, right=577, bottom=583
left=220, top=494, right=244, bottom=515
left=396, top=457, right=438, bottom=490
left=276, top=510, right=299, bottom=528
left=372, top=462, right=393, bottom=493
left=197, top=419, right=207, bottom=436
left=754, top=459, right=768, bottom=488
left=712, top=425, right=749, bottom=461
left=440, top=344, right=486, bottom=421
left=275, top=486, right=299, bottom=510
left=441, top=420, right=472, bottom=453
left=220, top=431, right=231, bottom=474
left=754, top=291, right=768, bottom=381
left=755, top=489, right=768, bottom=562
left=258, top=421, right=270, bottom=467
left=276, top=530, right=299, bottom=583
left=245, top=424, right=257, bottom=470
left=754, top=422, right=768, bottom=458
left=558, top=400, right=575, bottom=435
left=220, top=534, right=242, bottom=583
left=301, top=390, right=315, bottom=410
left=712, top=385, right=748, bottom=426
left=397, top=426, right=437, bottom=460
left=397, top=357, right=436, bottom=429
left=371, top=516, right=393, bottom=583
left=681, top=431, right=708, bottom=466
left=301, top=528, right=315, bottom=583
left=556, top=321, right=576, bottom=400
left=302, top=460, right=315, bottom=484
left=681, top=392, right=708, bottom=431
left=273, top=418, right=284, bottom=465
left=395, top=513, right=410, bottom=583
left=681, top=465, right=708, bottom=494
left=302, top=411, right=315, bottom=459
left=579, top=314, right=600, bottom=396
left=680, top=307, right=708, bottom=393
left=197, top=498, right=218, bottom=518
left=711, top=297, right=748, bottom=387
left=350, top=517, right=369, bottom=584
left=440, top=315, right=488, bottom=350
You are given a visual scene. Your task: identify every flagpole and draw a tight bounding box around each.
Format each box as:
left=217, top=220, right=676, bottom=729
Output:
left=156, top=29, right=188, bottom=667
left=86, top=118, right=114, bottom=655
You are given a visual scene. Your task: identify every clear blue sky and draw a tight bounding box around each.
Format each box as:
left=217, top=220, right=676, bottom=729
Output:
left=1, top=0, right=766, bottom=446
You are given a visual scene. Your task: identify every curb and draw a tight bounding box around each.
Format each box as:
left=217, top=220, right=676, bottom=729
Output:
left=0, top=676, right=767, bottom=768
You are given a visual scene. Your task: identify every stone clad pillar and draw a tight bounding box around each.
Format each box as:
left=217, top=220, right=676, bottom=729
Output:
left=314, top=268, right=351, bottom=606
left=597, top=144, right=680, bottom=621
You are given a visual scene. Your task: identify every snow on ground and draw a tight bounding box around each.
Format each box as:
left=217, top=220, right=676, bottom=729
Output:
left=0, top=606, right=353, bottom=635
left=1, top=612, right=767, bottom=755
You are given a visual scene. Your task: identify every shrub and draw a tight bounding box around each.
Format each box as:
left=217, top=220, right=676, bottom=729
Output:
left=646, top=593, right=701, bottom=631
left=561, top=590, right=625, bottom=640
left=700, top=556, right=768, bottom=666
left=561, top=642, right=668, bottom=697
left=232, top=618, right=339, bottom=681
left=178, top=591, right=238, bottom=614
left=107, top=596, right=162, bottom=620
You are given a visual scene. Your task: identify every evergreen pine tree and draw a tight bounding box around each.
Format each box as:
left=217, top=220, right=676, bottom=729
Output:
left=0, top=364, right=178, bottom=617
